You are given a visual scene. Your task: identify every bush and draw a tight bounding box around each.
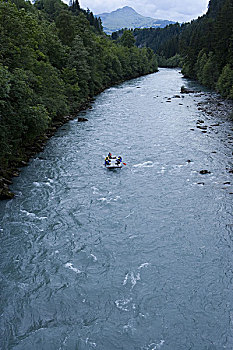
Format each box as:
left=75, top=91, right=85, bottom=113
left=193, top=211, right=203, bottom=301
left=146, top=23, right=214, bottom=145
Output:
left=216, top=64, right=233, bottom=98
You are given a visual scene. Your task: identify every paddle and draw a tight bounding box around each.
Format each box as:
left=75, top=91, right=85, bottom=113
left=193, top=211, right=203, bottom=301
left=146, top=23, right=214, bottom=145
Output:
left=123, top=162, right=127, bottom=166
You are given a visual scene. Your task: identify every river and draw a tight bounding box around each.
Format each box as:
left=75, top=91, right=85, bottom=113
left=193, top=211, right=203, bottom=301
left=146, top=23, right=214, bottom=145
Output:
left=0, top=68, right=233, bottom=350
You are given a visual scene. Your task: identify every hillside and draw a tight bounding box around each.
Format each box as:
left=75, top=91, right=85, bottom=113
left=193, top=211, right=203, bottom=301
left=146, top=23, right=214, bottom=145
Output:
left=0, top=0, right=158, bottom=199
left=112, top=0, right=233, bottom=98
left=97, top=6, right=175, bottom=34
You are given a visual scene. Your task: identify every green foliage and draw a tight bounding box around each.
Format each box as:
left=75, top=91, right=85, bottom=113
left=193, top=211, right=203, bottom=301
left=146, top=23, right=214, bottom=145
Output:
left=216, top=64, right=233, bottom=98
left=120, top=30, right=136, bottom=48
left=0, top=0, right=158, bottom=170
left=62, top=67, right=81, bottom=114
left=180, top=0, right=233, bottom=96
left=124, top=0, right=232, bottom=97
left=201, top=52, right=219, bottom=89
left=133, top=23, right=182, bottom=59
left=195, top=50, right=208, bottom=83
left=157, top=54, right=183, bottom=68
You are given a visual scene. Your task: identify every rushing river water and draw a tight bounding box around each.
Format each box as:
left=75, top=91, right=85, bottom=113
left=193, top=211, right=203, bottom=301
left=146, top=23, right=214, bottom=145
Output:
left=0, top=69, right=233, bottom=350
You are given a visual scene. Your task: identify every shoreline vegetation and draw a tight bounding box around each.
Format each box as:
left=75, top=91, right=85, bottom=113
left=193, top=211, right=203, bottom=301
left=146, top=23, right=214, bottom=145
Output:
left=112, top=0, right=233, bottom=99
left=1, top=0, right=232, bottom=200
left=1, top=70, right=232, bottom=200
left=0, top=72, right=155, bottom=200
left=0, top=0, right=158, bottom=199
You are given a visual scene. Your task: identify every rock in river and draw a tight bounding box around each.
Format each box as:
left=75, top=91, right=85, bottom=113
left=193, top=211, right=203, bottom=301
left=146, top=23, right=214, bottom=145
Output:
left=199, top=170, right=211, bottom=174
left=78, top=117, right=88, bottom=122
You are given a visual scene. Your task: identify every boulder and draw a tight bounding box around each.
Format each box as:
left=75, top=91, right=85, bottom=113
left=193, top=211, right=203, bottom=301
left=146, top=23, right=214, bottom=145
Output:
left=181, top=86, right=195, bottom=94
left=199, top=170, right=211, bottom=174
left=196, top=125, right=207, bottom=130
left=78, top=117, right=88, bottom=122
left=0, top=188, right=14, bottom=200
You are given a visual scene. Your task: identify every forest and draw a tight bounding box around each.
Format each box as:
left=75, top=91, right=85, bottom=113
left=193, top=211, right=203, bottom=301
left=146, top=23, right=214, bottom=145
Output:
left=112, top=0, right=233, bottom=99
left=0, top=0, right=158, bottom=198
left=1, top=0, right=232, bottom=199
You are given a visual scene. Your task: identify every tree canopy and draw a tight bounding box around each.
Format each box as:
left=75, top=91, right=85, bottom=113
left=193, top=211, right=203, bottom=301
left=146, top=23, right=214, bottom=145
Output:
left=112, top=0, right=233, bottom=96
left=0, top=0, right=158, bottom=171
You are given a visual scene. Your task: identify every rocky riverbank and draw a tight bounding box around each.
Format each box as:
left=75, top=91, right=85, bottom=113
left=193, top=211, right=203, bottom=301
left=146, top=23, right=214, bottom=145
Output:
left=195, top=93, right=233, bottom=121
left=1, top=87, right=232, bottom=200
left=0, top=101, right=92, bottom=200
left=0, top=72, right=158, bottom=201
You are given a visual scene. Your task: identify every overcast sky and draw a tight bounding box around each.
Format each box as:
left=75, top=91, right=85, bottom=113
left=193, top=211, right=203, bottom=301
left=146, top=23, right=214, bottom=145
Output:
left=78, top=0, right=209, bottom=22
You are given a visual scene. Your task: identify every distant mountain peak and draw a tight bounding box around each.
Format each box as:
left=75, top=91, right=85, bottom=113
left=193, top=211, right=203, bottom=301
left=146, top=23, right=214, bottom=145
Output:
left=118, top=6, right=137, bottom=12
left=97, top=7, right=174, bottom=35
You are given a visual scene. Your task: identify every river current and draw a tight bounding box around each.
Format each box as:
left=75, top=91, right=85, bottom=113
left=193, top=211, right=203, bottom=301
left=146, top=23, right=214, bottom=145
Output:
left=0, top=69, right=233, bottom=350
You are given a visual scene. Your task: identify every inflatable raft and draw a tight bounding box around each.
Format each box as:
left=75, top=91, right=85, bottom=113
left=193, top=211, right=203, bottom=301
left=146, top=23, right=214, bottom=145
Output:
left=105, top=156, right=123, bottom=169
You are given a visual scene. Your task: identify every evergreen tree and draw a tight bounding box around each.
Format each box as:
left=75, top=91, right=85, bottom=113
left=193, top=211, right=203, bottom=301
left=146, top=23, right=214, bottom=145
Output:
left=0, top=0, right=159, bottom=177
left=120, top=30, right=136, bottom=48
left=216, top=64, right=233, bottom=98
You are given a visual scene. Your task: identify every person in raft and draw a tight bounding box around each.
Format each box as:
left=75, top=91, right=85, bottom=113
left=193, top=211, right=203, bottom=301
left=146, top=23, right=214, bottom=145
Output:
left=108, top=152, right=112, bottom=159
left=116, top=156, right=122, bottom=165
left=105, top=156, right=111, bottom=166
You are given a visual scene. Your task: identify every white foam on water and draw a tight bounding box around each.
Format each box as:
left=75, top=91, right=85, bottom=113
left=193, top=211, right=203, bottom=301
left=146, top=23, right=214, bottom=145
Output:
left=143, top=340, right=165, bottom=350
left=20, top=209, right=36, bottom=218
left=133, top=161, right=154, bottom=168
left=97, top=197, right=107, bottom=202
left=85, top=338, right=97, bottom=348
left=115, top=298, right=132, bottom=311
left=129, top=234, right=137, bottom=239
left=125, top=211, right=134, bottom=218
left=20, top=209, right=47, bottom=220
left=123, top=271, right=140, bottom=289
left=130, top=272, right=140, bottom=289
left=138, top=262, right=150, bottom=270
left=123, top=272, right=129, bottom=285
left=90, top=253, right=97, bottom=262
left=97, top=195, right=120, bottom=203
left=44, top=182, right=53, bottom=187
left=65, top=262, right=81, bottom=274
left=33, top=182, right=41, bottom=187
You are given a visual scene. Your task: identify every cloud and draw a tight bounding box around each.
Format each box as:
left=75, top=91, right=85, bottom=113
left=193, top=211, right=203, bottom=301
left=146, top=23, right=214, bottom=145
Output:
left=78, top=0, right=209, bottom=22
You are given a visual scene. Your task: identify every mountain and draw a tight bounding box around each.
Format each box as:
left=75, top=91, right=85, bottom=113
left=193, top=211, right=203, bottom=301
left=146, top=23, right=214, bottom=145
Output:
left=97, top=6, right=175, bottom=34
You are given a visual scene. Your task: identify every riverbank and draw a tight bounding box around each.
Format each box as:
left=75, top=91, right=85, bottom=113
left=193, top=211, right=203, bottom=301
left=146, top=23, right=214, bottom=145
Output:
left=0, top=100, right=93, bottom=200
left=1, top=85, right=232, bottom=201
left=0, top=72, right=158, bottom=200
left=196, top=93, right=233, bottom=121
left=1, top=73, right=232, bottom=201
left=1, top=68, right=232, bottom=350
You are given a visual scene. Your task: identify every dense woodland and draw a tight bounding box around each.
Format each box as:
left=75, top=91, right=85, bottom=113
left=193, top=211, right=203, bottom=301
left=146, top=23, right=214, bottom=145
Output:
left=181, top=0, right=233, bottom=99
left=112, top=0, right=233, bottom=98
left=0, top=0, right=232, bottom=198
left=0, top=0, right=158, bottom=178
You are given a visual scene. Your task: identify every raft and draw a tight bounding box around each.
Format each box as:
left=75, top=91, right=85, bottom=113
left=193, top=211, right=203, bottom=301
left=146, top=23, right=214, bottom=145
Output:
left=105, top=156, right=123, bottom=169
